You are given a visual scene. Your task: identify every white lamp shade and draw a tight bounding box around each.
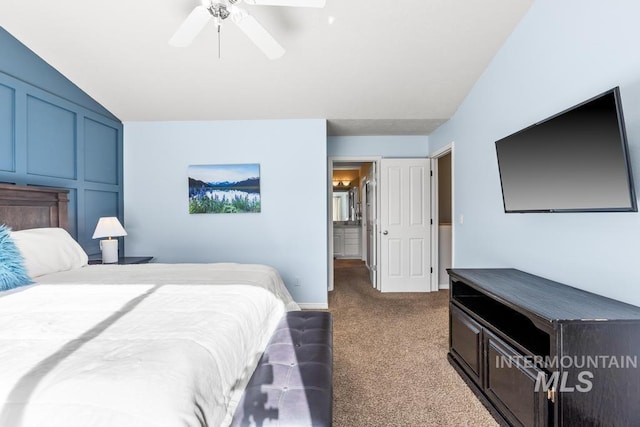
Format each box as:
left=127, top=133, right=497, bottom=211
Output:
left=92, top=217, right=127, bottom=239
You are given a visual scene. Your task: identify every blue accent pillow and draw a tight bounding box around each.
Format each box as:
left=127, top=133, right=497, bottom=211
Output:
left=0, top=224, right=33, bottom=291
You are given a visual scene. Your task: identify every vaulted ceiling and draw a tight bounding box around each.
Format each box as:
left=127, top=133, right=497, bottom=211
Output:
left=0, top=0, right=532, bottom=135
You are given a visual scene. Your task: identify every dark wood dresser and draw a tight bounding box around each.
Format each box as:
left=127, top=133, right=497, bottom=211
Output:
left=447, top=268, right=640, bottom=427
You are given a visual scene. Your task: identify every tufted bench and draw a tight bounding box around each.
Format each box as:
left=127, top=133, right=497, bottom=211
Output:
left=231, top=311, right=333, bottom=427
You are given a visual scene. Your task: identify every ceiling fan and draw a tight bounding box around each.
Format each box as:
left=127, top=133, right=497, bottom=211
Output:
left=169, top=0, right=326, bottom=59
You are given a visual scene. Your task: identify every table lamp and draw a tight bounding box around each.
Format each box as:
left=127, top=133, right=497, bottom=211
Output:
left=92, top=217, right=127, bottom=263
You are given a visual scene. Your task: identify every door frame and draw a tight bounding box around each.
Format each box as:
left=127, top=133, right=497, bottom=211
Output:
left=429, top=142, right=455, bottom=291
left=328, top=156, right=381, bottom=292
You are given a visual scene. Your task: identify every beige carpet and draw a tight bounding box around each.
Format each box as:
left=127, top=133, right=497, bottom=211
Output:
left=329, top=260, right=498, bottom=427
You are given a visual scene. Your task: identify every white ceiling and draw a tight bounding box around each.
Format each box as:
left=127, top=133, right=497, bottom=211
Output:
left=0, top=0, right=532, bottom=136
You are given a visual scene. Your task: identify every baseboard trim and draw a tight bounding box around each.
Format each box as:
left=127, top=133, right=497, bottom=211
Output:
left=439, top=283, right=450, bottom=290
left=298, top=303, right=329, bottom=310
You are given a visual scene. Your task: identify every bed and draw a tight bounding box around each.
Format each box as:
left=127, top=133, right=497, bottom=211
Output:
left=0, top=184, right=330, bottom=427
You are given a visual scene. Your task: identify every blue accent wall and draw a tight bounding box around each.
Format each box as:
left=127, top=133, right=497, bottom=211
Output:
left=0, top=27, right=123, bottom=255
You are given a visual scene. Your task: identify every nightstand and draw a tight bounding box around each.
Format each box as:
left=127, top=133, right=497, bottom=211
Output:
left=88, top=256, right=154, bottom=265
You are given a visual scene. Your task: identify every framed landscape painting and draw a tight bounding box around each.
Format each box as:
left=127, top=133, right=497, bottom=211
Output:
left=188, top=164, right=261, bottom=214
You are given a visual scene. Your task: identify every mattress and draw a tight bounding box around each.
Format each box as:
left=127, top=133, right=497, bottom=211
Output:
left=0, top=263, right=299, bottom=427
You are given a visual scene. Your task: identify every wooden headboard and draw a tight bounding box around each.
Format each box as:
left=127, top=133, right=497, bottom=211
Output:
left=0, top=184, right=69, bottom=231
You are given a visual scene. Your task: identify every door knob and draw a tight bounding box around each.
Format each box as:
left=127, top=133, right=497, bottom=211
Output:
left=383, top=230, right=388, bottom=235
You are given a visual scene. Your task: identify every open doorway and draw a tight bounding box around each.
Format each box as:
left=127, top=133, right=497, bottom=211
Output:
left=328, top=157, right=380, bottom=292
left=430, top=144, right=454, bottom=290
left=330, top=156, right=436, bottom=294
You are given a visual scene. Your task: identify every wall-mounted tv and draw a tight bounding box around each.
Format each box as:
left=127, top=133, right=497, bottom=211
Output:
left=495, top=87, right=637, bottom=213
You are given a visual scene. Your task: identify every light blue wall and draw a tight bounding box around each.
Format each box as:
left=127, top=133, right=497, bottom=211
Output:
left=328, top=135, right=429, bottom=157
left=429, top=0, right=640, bottom=305
left=0, top=27, right=123, bottom=255
left=123, top=119, right=328, bottom=306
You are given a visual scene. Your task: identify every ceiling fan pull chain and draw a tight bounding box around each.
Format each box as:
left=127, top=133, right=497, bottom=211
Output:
left=217, top=24, right=222, bottom=59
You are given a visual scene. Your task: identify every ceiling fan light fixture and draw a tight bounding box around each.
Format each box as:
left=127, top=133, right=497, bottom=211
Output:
left=218, top=6, right=231, bottom=19
left=170, top=0, right=325, bottom=57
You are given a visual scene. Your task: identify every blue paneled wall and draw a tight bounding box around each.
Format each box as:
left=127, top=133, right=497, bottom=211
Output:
left=0, top=27, right=123, bottom=255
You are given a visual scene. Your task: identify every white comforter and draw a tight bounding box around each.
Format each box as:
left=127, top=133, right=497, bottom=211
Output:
left=0, top=263, right=299, bottom=427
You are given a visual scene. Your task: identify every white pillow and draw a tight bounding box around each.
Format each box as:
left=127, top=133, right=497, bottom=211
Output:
left=10, top=228, right=88, bottom=278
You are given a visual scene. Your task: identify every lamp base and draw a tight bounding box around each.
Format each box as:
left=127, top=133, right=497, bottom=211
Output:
left=100, top=239, right=119, bottom=264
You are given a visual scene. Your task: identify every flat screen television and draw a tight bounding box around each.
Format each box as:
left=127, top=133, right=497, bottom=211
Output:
left=495, top=87, right=637, bottom=213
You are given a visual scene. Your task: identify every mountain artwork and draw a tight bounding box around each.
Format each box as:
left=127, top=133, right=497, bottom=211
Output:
left=188, top=164, right=261, bottom=214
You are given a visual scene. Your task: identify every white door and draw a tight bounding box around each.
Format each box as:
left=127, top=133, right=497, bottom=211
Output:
left=379, top=158, right=431, bottom=292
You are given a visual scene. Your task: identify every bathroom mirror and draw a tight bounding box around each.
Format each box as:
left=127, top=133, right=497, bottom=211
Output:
left=332, top=186, right=359, bottom=222
left=333, top=191, right=349, bottom=221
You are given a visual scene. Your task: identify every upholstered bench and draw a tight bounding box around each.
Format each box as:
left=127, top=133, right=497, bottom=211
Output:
left=231, top=311, right=333, bottom=427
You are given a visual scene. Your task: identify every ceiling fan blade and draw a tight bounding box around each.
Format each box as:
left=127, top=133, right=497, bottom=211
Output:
left=232, top=12, right=285, bottom=59
left=169, top=5, right=212, bottom=47
left=244, top=0, right=326, bottom=8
